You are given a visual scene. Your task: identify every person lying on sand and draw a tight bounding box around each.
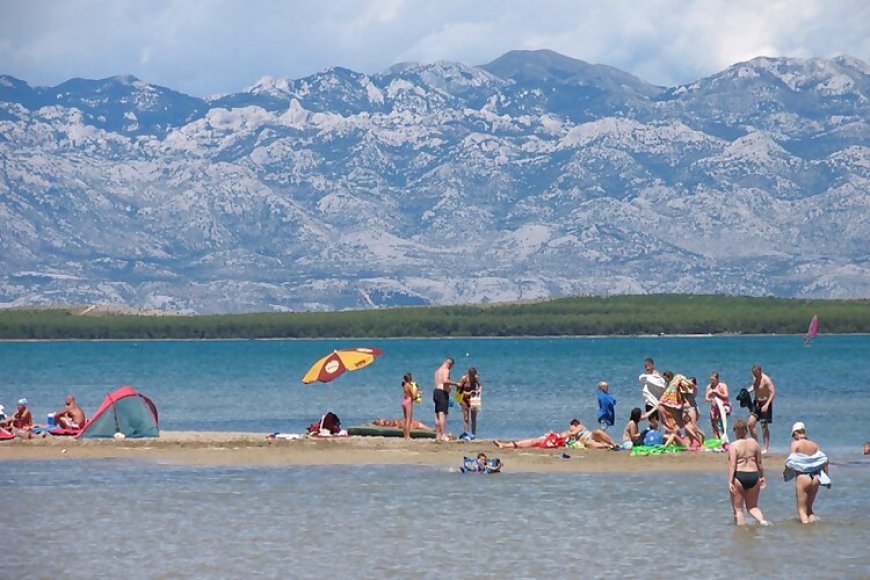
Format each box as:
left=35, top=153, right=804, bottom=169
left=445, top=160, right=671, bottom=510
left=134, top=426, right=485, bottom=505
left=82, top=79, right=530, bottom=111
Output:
left=495, top=419, right=618, bottom=450
left=371, top=418, right=434, bottom=431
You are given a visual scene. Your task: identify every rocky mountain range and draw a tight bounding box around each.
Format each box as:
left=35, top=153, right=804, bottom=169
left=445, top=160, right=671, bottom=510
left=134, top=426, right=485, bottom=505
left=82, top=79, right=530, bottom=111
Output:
left=1, top=49, right=868, bottom=312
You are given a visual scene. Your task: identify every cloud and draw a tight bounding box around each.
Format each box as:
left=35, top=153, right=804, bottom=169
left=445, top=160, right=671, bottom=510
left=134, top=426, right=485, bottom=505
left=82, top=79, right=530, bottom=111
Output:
left=1, top=0, right=867, bottom=96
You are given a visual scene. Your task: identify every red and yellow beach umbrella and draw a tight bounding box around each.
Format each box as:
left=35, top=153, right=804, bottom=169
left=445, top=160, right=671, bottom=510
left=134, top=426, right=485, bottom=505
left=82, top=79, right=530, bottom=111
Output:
left=301, top=347, right=383, bottom=384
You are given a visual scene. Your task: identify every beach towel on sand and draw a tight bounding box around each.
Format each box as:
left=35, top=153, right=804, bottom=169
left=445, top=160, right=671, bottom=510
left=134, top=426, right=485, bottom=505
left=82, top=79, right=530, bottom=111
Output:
left=31, top=426, right=81, bottom=437
left=630, top=444, right=686, bottom=457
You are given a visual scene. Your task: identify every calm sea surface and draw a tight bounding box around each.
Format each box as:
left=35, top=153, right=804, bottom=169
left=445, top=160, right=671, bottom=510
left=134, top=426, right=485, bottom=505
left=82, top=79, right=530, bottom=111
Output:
left=2, top=336, right=869, bottom=577
left=1, top=335, right=867, bottom=451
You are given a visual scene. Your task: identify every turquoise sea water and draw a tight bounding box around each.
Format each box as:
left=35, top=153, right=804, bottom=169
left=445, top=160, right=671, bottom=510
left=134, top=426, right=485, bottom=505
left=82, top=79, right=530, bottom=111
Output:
left=1, top=335, right=867, bottom=453
left=2, top=336, right=869, bottom=577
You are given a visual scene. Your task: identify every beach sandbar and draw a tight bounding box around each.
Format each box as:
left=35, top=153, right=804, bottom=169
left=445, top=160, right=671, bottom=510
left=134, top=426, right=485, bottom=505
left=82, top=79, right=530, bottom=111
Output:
left=0, top=431, right=779, bottom=473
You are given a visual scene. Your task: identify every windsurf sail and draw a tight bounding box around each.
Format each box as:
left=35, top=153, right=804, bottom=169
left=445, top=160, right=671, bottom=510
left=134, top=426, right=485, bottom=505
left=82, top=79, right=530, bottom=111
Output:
left=804, top=314, right=819, bottom=344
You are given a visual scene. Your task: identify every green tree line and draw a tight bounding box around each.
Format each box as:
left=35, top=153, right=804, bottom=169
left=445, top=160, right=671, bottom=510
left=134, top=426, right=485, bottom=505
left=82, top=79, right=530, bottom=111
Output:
left=0, top=295, right=867, bottom=340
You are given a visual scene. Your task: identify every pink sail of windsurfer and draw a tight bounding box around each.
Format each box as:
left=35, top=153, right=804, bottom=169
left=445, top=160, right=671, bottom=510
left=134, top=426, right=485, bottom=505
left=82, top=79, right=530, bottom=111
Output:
left=804, top=314, right=819, bottom=344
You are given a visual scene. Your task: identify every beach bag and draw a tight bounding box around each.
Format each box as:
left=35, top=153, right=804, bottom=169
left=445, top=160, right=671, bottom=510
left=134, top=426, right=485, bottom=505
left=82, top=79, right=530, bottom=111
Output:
left=469, top=394, right=481, bottom=410
left=309, top=411, right=341, bottom=435
left=644, top=429, right=664, bottom=446
left=736, top=388, right=752, bottom=409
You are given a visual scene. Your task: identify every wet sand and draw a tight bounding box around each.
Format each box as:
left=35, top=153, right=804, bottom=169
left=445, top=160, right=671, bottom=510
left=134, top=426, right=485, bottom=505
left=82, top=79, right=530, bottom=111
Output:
left=0, top=431, right=785, bottom=473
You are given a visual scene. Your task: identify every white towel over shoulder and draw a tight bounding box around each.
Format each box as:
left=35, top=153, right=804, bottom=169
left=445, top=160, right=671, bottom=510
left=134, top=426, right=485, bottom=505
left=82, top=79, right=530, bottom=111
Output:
left=639, top=373, right=667, bottom=408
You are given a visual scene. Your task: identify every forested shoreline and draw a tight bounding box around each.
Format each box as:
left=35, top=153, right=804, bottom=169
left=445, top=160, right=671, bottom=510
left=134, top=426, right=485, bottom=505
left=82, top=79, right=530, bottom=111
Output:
left=0, top=295, right=867, bottom=340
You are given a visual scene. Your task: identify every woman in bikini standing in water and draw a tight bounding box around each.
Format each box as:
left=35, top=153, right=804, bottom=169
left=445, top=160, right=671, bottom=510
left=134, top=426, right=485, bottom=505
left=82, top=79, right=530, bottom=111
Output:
left=728, top=419, right=770, bottom=526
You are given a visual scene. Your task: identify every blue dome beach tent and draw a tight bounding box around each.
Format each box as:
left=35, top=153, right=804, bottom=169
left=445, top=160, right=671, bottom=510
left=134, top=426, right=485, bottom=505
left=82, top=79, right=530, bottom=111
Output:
left=78, top=386, right=159, bottom=438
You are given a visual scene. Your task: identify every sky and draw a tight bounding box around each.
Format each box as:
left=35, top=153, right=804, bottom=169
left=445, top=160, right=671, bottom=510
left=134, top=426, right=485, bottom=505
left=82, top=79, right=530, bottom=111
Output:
left=1, top=0, right=868, bottom=97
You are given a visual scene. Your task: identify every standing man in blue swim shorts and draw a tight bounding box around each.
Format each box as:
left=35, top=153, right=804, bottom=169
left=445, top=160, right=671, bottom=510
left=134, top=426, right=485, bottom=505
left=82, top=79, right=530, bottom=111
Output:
left=433, top=357, right=458, bottom=442
left=747, top=364, right=776, bottom=454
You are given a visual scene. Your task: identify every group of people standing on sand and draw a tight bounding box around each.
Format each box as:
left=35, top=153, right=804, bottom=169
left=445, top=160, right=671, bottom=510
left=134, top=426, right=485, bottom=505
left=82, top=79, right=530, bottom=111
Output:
left=392, top=357, right=483, bottom=441
left=430, top=357, right=482, bottom=442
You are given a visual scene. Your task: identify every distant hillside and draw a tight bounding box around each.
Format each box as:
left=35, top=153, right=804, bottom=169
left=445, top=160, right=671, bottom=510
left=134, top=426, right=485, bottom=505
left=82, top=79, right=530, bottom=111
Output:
left=0, top=295, right=867, bottom=339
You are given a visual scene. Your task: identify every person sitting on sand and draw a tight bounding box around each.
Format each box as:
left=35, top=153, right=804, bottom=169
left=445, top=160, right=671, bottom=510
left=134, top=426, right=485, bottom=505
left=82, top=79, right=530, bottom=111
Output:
left=495, top=419, right=617, bottom=450
left=567, top=420, right=619, bottom=449
left=0, top=398, right=34, bottom=439
left=371, top=418, right=434, bottom=431
left=51, top=394, right=87, bottom=430
left=623, top=407, right=655, bottom=447
left=681, top=401, right=706, bottom=448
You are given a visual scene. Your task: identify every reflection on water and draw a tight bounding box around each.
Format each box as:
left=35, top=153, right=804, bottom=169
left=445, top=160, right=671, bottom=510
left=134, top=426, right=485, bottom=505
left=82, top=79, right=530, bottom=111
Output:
left=3, top=461, right=869, bottom=578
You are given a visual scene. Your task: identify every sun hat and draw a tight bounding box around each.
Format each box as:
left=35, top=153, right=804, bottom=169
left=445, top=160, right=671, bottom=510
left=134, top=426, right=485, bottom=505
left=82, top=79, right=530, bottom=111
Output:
left=17, top=397, right=28, bottom=406
left=791, top=421, right=806, bottom=435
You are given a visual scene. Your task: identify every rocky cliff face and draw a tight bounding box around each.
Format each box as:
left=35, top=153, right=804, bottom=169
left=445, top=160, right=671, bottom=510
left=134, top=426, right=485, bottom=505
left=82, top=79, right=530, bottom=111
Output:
left=1, top=50, right=867, bottom=312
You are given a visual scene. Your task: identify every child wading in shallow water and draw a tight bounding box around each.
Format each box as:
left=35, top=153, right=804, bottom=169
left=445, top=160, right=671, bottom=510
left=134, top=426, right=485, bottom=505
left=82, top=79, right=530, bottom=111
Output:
left=476, top=452, right=501, bottom=473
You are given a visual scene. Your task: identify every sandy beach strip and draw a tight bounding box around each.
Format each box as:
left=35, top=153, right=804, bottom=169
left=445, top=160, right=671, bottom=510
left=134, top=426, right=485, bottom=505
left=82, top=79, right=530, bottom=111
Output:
left=0, top=431, right=786, bottom=473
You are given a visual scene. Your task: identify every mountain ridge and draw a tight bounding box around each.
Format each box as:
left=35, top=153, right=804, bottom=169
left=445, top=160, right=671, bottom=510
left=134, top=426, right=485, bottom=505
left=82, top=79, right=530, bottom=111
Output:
left=1, top=51, right=868, bottom=313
